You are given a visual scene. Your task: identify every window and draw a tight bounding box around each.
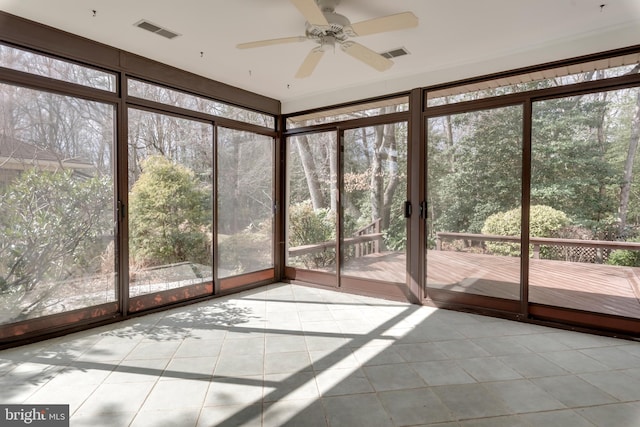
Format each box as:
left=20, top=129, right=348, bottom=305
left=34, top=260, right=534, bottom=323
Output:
left=0, top=43, right=116, bottom=92
left=427, top=53, right=640, bottom=106
left=0, top=83, right=116, bottom=324
left=342, top=122, right=408, bottom=284
left=426, top=105, right=523, bottom=301
left=287, top=96, right=408, bottom=128
left=127, top=108, right=213, bottom=298
left=286, top=131, right=338, bottom=274
left=217, top=127, right=274, bottom=279
left=128, top=79, right=275, bottom=128
left=530, top=87, right=640, bottom=318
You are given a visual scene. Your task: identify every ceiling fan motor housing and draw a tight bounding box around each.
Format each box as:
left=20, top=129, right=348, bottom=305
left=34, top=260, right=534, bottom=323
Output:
left=305, top=10, right=352, bottom=45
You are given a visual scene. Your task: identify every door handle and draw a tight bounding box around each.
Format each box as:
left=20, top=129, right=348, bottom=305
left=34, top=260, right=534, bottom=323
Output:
left=404, top=201, right=412, bottom=218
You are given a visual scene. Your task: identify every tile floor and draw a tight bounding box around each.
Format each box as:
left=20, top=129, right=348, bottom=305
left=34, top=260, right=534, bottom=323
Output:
left=1, top=283, right=640, bottom=426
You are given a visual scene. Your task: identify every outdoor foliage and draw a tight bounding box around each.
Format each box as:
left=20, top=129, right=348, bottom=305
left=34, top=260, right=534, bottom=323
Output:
left=428, top=84, right=640, bottom=266
left=0, top=169, right=112, bottom=321
left=287, top=117, right=408, bottom=273
left=382, top=195, right=407, bottom=251
left=128, top=155, right=209, bottom=268
left=216, top=128, right=274, bottom=277
left=607, top=248, right=640, bottom=266
left=607, top=238, right=640, bottom=267
left=482, top=205, right=569, bottom=257
left=428, top=105, right=523, bottom=235
left=218, top=219, right=272, bottom=276
left=288, top=200, right=336, bottom=268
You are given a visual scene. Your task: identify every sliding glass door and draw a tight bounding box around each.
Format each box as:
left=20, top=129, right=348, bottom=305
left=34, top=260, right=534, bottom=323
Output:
left=217, top=127, right=275, bottom=289
left=0, top=82, right=117, bottom=335
left=424, top=84, right=640, bottom=333
left=530, top=87, right=640, bottom=320
left=286, top=131, right=338, bottom=285
left=285, top=121, right=409, bottom=298
left=127, top=108, right=214, bottom=309
left=340, top=123, right=408, bottom=296
left=425, top=105, right=523, bottom=309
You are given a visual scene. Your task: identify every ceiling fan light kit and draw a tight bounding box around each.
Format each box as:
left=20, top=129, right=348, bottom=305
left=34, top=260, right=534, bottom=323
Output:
left=236, top=0, right=418, bottom=78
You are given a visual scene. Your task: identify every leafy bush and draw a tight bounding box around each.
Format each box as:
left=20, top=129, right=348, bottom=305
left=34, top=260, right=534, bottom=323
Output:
left=0, top=169, right=112, bottom=321
left=482, top=205, right=569, bottom=256
left=129, top=156, right=209, bottom=268
left=383, top=199, right=407, bottom=252
left=218, top=220, right=273, bottom=276
left=607, top=238, right=640, bottom=267
left=288, top=201, right=336, bottom=268
left=607, top=249, right=640, bottom=267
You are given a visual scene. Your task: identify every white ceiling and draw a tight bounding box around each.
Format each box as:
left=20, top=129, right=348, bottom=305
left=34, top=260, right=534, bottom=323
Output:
left=1, top=0, right=640, bottom=113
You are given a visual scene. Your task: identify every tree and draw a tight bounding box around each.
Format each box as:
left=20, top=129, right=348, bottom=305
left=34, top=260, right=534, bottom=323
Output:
left=342, top=111, right=407, bottom=250
left=532, top=93, right=619, bottom=225
left=288, top=132, right=336, bottom=211
left=294, top=134, right=326, bottom=210
left=0, top=169, right=112, bottom=322
left=128, top=156, right=208, bottom=267
left=428, top=105, right=523, bottom=235
left=617, top=85, right=640, bottom=236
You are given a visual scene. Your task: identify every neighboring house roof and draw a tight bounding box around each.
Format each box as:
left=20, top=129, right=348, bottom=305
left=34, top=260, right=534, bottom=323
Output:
left=0, top=135, right=94, bottom=173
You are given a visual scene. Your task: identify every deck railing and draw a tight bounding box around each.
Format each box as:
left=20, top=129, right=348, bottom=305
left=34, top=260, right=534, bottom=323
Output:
left=353, top=218, right=382, bottom=257
left=288, top=218, right=383, bottom=259
left=435, top=231, right=640, bottom=262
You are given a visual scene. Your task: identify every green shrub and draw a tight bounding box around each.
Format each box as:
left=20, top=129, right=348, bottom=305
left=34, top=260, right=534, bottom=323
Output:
left=382, top=197, right=407, bottom=252
left=607, top=238, right=640, bottom=267
left=129, top=156, right=209, bottom=268
left=482, top=205, right=569, bottom=257
left=0, top=169, right=112, bottom=321
left=288, top=201, right=336, bottom=268
left=607, top=249, right=640, bottom=267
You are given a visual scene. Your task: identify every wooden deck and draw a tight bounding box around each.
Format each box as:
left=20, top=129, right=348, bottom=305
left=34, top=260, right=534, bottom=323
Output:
left=336, top=250, right=640, bottom=319
left=426, top=250, right=640, bottom=318
left=341, top=251, right=406, bottom=284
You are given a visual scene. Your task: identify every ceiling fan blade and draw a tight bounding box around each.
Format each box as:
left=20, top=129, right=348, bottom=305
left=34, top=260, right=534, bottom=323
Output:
left=350, top=12, right=418, bottom=37
left=290, top=0, right=329, bottom=26
left=295, top=47, right=325, bottom=78
left=237, top=36, right=307, bottom=49
left=342, top=42, right=393, bottom=72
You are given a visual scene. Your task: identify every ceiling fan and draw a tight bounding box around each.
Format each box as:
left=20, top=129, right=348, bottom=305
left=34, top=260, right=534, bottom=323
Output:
left=236, top=0, right=418, bottom=78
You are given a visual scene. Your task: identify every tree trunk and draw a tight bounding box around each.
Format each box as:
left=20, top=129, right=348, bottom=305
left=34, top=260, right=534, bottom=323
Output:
left=370, top=125, right=384, bottom=224
left=329, top=136, right=338, bottom=213
left=595, top=79, right=608, bottom=228
left=232, top=137, right=240, bottom=233
left=382, top=122, right=399, bottom=230
left=444, top=113, right=456, bottom=172
left=618, top=89, right=640, bottom=236
left=295, top=135, right=325, bottom=210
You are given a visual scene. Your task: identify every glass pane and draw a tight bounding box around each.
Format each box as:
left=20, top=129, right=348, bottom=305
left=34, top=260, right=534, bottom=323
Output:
left=427, top=53, right=640, bottom=106
left=287, top=97, right=408, bottom=128
left=217, top=128, right=274, bottom=278
left=342, top=122, right=408, bottom=284
left=426, top=105, right=523, bottom=300
left=128, top=79, right=274, bottom=128
left=530, top=87, right=640, bottom=319
left=0, top=43, right=116, bottom=92
left=286, top=132, right=338, bottom=273
left=127, top=109, right=213, bottom=296
left=0, top=83, right=116, bottom=324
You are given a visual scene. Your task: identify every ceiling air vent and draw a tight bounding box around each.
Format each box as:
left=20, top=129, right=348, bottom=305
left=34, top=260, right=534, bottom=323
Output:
left=380, top=47, right=410, bottom=59
left=134, top=20, right=180, bottom=39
